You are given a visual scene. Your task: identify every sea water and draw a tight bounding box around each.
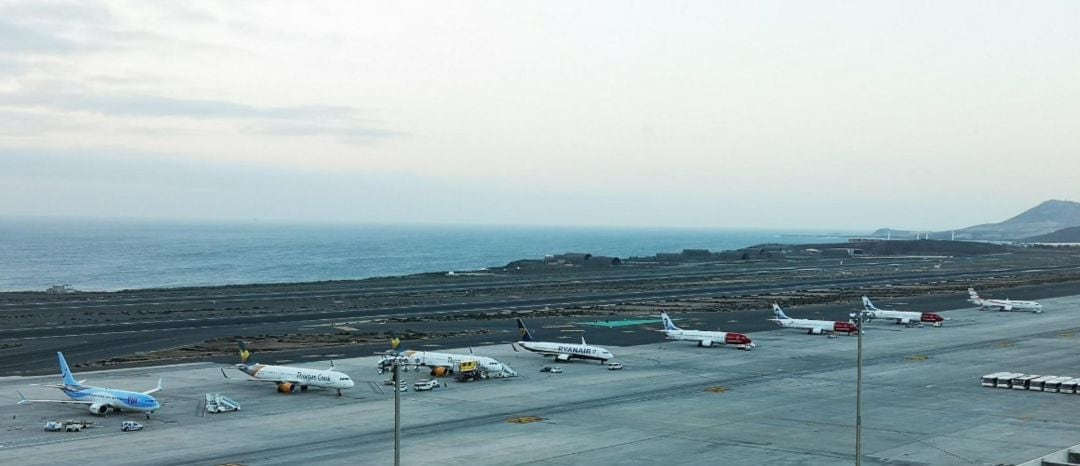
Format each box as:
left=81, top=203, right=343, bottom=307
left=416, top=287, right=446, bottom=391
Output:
left=0, top=217, right=856, bottom=292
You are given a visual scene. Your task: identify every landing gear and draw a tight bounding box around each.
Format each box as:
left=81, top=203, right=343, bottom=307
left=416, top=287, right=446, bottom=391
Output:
left=336, top=389, right=342, bottom=397
left=145, top=412, right=151, bottom=420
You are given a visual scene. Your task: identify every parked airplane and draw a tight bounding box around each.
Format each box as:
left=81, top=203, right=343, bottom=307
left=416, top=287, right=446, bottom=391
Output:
left=861, top=297, right=944, bottom=326
left=770, top=304, right=858, bottom=335
left=512, top=318, right=614, bottom=362
left=968, top=288, right=1043, bottom=313
left=378, top=338, right=518, bottom=378
left=222, top=342, right=354, bottom=396
left=17, top=352, right=162, bottom=419
left=659, top=312, right=755, bottom=350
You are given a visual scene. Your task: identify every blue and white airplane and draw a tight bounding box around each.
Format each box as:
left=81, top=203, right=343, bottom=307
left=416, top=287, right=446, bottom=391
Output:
left=17, top=352, right=162, bottom=419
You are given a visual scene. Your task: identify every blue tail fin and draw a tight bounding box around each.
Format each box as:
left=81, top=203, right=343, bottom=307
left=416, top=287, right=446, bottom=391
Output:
left=56, top=352, right=78, bottom=386
left=660, top=312, right=681, bottom=331
left=516, top=318, right=534, bottom=342
left=772, top=304, right=790, bottom=320
left=862, top=296, right=877, bottom=311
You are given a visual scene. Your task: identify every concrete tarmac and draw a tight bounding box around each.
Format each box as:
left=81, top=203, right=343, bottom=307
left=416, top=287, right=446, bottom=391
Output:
left=3, top=295, right=1080, bottom=465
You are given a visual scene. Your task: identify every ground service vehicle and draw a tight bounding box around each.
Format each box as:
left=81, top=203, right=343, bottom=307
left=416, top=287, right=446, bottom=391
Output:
left=121, top=421, right=144, bottom=432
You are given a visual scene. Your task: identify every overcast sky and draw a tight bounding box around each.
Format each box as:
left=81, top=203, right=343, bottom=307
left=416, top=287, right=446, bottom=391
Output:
left=1, top=0, right=1077, bottom=230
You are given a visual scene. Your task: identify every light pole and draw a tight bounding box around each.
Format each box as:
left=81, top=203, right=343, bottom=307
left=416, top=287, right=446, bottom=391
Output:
left=855, top=311, right=864, bottom=466
left=394, top=362, right=401, bottom=466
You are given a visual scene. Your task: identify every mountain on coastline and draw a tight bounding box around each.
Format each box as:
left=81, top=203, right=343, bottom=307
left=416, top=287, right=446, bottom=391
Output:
left=1022, top=226, right=1080, bottom=243
left=873, top=199, right=1080, bottom=241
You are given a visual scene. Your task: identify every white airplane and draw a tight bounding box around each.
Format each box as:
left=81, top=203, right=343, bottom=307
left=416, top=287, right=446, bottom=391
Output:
left=861, top=296, right=944, bottom=326
left=968, top=288, right=1043, bottom=313
left=511, top=318, right=614, bottom=362
left=770, top=303, right=859, bottom=335
left=378, top=338, right=518, bottom=378
left=17, top=352, right=162, bottom=419
left=659, top=312, right=755, bottom=350
left=222, top=342, right=355, bottom=396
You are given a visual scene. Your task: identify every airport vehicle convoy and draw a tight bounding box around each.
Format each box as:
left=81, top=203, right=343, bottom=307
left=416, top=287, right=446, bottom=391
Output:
left=969, top=288, right=1043, bottom=313
left=121, top=421, right=144, bottom=432
left=223, top=342, right=354, bottom=396
left=861, top=297, right=944, bottom=326
left=16, top=352, right=162, bottom=419
left=512, top=318, right=615, bottom=362
left=770, top=304, right=859, bottom=335
left=539, top=366, right=562, bottom=373
left=413, top=379, right=440, bottom=391
left=658, top=312, right=754, bottom=349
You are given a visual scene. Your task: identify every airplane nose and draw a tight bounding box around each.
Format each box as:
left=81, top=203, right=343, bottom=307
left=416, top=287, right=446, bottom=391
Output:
left=345, top=380, right=355, bottom=388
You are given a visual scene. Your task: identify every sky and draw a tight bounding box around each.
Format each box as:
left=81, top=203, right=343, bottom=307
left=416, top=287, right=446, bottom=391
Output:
left=1, top=0, right=1078, bottom=231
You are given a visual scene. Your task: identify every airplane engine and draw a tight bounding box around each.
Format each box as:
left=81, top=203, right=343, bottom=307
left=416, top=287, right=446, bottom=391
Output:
left=277, top=382, right=301, bottom=393
left=430, top=366, right=450, bottom=377
left=89, top=403, right=110, bottom=415
left=698, top=340, right=714, bottom=347
left=555, top=354, right=571, bottom=362
left=809, top=328, right=824, bottom=335
left=898, top=318, right=911, bottom=325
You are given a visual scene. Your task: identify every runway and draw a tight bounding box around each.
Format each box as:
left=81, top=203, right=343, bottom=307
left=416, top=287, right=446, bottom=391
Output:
left=3, top=258, right=1080, bottom=376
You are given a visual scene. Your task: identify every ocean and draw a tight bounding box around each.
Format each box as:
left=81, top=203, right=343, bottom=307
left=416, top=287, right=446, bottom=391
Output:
left=0, top=217, right=856, bottom=292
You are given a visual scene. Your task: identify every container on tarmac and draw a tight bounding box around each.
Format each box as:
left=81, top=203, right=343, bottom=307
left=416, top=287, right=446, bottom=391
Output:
left=982, top=372, right=1008, bottom=387
left=1061, top=378, right=1080, bottom=394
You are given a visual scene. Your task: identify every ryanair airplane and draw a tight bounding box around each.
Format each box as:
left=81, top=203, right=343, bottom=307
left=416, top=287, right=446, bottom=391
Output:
left=17, top=352, right=162, bottom=419
left=512, top=318, right=614, bottom=363
left=222, top=342, right=354, bottom=396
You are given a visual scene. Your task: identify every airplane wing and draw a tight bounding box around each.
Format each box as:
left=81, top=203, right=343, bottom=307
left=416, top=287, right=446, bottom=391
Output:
left=142, top=378, right=163, bottom=395
left=16, top=391, right=92, bottom=405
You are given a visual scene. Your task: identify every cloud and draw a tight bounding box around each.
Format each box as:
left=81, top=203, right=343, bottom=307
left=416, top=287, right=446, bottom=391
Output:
left=0, top=90, right=401, bottom=143
left=0, top=19, right=77, bottom=54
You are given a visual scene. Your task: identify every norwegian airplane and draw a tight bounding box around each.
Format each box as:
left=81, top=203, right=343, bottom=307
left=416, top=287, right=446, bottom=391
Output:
left=378, top=338, right=518, bottom=378
left=770, top=304, right=858, bottom=335
left=968, top=288, right=1043, bottom=313
left=861, top=296, right=944, bottom=326
left=659, top=312, right=755, bottom=350
left=512, top=318, right=614, bottom=363
left=222, top=342, right=354, bottom=396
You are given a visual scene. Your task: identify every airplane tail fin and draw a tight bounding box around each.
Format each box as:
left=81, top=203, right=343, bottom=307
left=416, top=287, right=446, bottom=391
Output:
left=862, top=296, right=877, bottom=311
left=772, top=304, right=790, bottom=320
left=56, top=352, right=79, bottom=387
left=237, top=341, right=253, bottom=365
left=660, top=312, right=681, bottom=331
left=516, top=318, right=534, bottom=342
left=968, top=288, right=980, bottom=300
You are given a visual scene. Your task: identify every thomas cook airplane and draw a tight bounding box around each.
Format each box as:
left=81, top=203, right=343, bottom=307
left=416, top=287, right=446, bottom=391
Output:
left=968, top=288, right=1043, bottom=313
left=17, top=352, right=162, bottom=419
left=221, top=342, right=354, bottom=396
left=378, top=337, right=518, bottom=378
left=512, top=318, right=614, bottom=362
